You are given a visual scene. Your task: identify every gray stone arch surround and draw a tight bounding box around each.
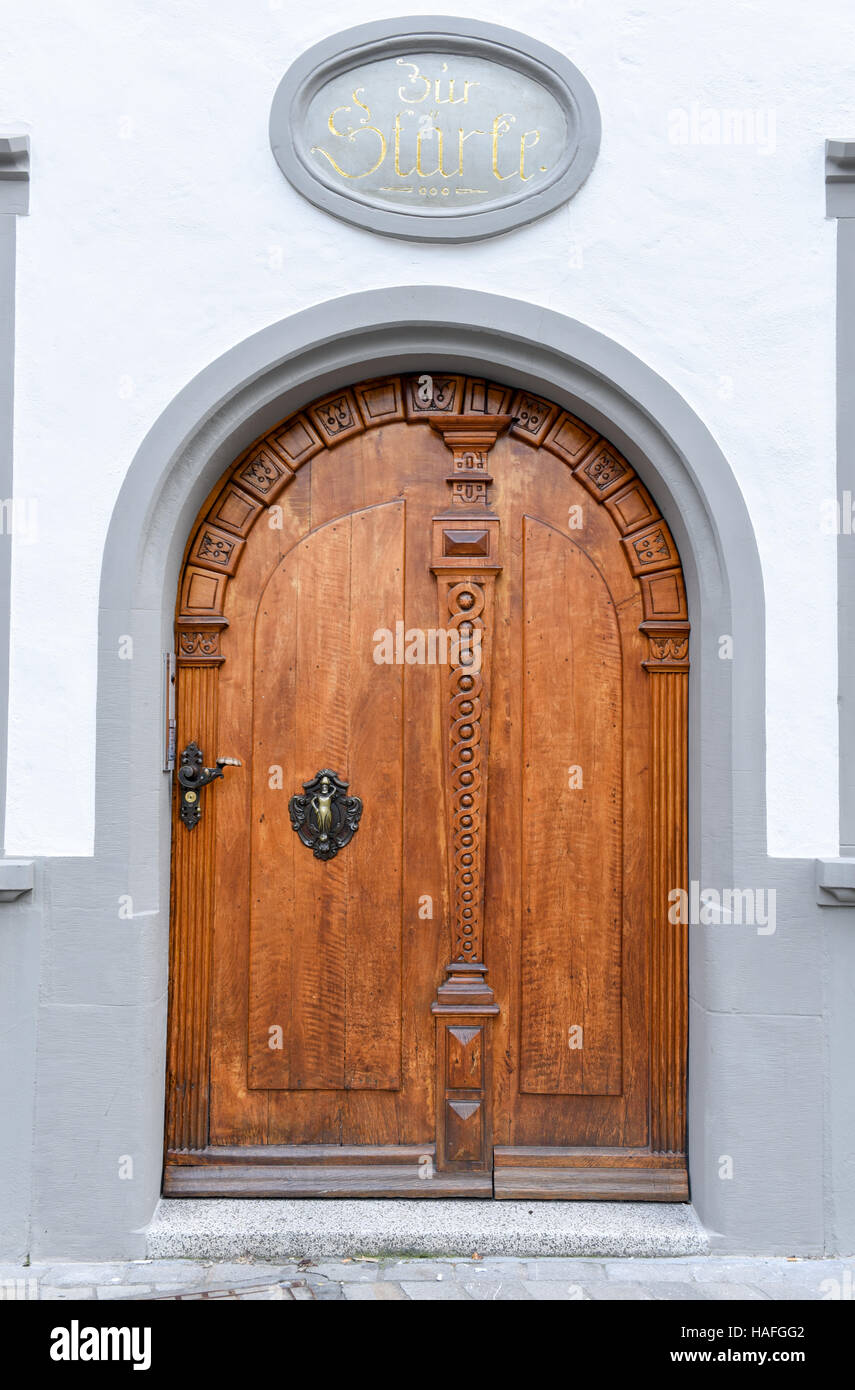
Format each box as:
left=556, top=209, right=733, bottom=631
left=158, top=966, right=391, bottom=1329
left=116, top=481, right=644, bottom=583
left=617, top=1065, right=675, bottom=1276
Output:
left=7, top=287, right=843, bottom=1261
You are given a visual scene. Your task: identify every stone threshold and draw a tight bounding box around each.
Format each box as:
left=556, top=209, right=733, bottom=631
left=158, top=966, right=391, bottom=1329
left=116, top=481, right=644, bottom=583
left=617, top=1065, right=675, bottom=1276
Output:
left=147, top=1199, right=709, bottom=1261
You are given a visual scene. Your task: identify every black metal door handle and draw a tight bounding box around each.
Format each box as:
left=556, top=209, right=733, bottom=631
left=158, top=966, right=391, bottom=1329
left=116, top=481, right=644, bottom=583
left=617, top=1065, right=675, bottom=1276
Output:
left=177, top=742, right=241, bottom=829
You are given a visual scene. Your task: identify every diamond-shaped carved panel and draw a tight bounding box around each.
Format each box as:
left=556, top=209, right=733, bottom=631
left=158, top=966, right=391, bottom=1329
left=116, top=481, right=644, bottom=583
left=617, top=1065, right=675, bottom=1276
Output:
left=445, top=1099, right=483, bottom=1163
left=446, top=1026, right=483, bottom=1088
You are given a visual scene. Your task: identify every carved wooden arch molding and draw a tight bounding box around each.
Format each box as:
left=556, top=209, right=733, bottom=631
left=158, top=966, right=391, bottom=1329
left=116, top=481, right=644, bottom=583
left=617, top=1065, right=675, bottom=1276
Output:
left=176, top=373, right=690, bottom=673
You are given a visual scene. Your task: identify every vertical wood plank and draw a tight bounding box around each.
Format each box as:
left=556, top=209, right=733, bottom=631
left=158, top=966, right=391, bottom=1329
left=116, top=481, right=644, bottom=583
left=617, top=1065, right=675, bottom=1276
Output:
left=344, top=502, right=405, bottom=1088
left=290, top=516, right=350, bottom=1089
left=245, top=524, right=301, bottom=1091
left=209, top=478, right=302, bottom=1140
left=520, top=516, right=623, bottom=1095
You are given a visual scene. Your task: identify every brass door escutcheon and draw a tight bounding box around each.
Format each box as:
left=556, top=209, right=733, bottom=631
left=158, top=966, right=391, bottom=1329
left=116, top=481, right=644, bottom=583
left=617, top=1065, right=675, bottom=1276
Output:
left=288, top=769, right=363, bottom=861
left=177, top=741, right=241, bottom=829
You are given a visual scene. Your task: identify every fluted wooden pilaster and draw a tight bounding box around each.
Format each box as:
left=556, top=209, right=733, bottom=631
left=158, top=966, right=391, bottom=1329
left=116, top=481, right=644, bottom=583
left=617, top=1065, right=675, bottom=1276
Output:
left=166, top=661, right=219, bottom=1152
left=644, top=625, right=689, bottom=1154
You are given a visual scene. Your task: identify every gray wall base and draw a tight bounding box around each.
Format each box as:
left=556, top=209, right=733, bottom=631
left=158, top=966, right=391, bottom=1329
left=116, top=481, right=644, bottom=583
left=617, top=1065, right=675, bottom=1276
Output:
left=5, top=849, right=843, bottom=1261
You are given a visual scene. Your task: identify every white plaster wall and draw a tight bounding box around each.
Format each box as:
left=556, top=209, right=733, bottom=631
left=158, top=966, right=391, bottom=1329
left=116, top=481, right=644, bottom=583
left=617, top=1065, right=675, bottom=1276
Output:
left=0, top=0, right=850, bottom=856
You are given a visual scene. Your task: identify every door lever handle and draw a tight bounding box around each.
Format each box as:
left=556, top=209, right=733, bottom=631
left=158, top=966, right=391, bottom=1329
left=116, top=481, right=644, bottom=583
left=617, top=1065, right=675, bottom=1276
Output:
left=178, top=741, right=241, bottom=829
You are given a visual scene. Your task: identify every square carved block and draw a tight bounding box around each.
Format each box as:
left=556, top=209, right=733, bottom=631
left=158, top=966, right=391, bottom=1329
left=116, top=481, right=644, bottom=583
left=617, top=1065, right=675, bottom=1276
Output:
left=621, top=521, right=681, bottom=577
left=573, top=444, right=633, bottom=499
left=187, top=522, right=245, bottom=576
left=404, top=374, right=464, bottom=416
left=604, top=479, right=660, bottom=535
left=207, top=483, right=264, bottom=537
left=308, top=390, right=364, bottom=446
left=235, top=444, right=293, bottom=500
left=269, top=414, right=324, bottom=471
left=509, top=390, right=559, bottom=445
left=463, top=378, right=514, bottom=415
left=639, top=569, right=688, bottom=622
left=179, top=565, right=228, bottom=619
left=354, top=377, right=405, bottom=427
left=543, top=411, right=599, bottom=467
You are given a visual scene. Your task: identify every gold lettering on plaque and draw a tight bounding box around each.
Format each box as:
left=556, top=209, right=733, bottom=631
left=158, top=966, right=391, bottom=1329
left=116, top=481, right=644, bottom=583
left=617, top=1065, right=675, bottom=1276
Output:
left=491, top=114, right=516, bottom=180
left=416, top=127, right=442, bottom=177
left=457, top=126, right=484, bottom=176
left=434, top=61, right=479, bottom=105
left=394, top=111, right=416, bottom=176
left=312, top=58, right=554, bottom=192
left=520, top=129, right=541, bottom=180
left=312, top=89, right=387, bottom=179
left=396, top=60, right=432, bottom=103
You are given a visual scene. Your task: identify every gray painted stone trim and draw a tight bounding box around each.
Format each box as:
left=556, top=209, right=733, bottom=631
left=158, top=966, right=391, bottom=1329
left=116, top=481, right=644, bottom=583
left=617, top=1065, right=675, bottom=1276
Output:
left=0, top=136, right=29, bottom=864
left=825, top=142, right=855, bottom=876
left=0, top=136, right=29, bottom=217
left=0, top=859, right=34, bottom=901
left=0, top=216, right=13, bottom=859
left=826, top=139, right=855, bottom=218
left=816, top=857, right=855, bottom=904
left=269, top=18, right=601, bottom=242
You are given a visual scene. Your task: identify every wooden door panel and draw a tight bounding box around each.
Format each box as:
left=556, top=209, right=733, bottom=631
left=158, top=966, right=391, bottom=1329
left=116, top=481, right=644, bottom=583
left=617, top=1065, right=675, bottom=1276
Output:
left=247, top=502, right=405, bottom=1091
left=520, top=516, right=623, bottom=1096
left=207, top=466, right=310, bottom=1145
left=485, top=444, right=650, bottom=1152
left=166, top=375, right=689, bottom=1198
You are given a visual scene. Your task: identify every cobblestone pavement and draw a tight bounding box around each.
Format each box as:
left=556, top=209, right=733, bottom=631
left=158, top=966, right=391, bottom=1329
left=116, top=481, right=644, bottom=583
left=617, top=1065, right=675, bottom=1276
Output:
left=0, top=1256, right=852, bottom=1301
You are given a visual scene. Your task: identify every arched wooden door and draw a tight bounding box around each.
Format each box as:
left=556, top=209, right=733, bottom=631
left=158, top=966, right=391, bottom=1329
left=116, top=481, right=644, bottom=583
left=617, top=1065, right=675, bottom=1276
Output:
left=165, top=374, right=689, bottom=1199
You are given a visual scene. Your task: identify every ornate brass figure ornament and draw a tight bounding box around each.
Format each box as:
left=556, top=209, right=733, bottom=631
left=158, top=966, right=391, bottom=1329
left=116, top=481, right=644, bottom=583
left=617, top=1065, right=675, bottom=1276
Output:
left=289, top=769, right=363, bottom=860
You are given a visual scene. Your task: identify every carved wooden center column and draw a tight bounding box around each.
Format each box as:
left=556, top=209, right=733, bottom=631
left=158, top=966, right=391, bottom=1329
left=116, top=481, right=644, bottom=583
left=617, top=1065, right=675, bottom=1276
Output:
left=428, top=414, right=511, bottom=1175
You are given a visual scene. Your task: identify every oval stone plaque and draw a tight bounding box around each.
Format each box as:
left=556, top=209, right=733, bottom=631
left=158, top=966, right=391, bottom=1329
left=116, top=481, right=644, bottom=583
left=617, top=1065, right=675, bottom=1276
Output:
left=270, top=18, right=601, bottom=242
